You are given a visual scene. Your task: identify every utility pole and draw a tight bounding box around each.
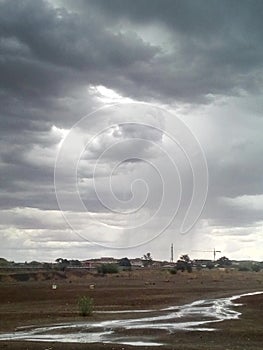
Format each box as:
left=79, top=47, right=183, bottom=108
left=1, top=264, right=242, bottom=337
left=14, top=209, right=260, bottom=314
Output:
left=170, top=243, right=174, bottom=263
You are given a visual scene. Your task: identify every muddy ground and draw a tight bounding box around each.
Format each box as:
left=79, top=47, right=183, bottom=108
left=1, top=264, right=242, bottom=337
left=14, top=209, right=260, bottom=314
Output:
left=0, top=268, right=262, bottom=349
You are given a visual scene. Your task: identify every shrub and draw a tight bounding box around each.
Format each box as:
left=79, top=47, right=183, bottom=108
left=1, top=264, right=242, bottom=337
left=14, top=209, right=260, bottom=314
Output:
left=238, top=266, right=250, bottom=272
left=206, top=261, right=214, bottom=270
left=186, top=264, right=193, bottom=273
left=15, top=273, right=30, bottom=282
left=251, top=264, right=261, bottom=272
left=196, top=263, right=202, bottom=271
left=97, top=263, right=119, bottom=275
left=170, top=268, right=177, bottom=275
left=176, top=261, right=186, bottom=272
left=78, top=296, right=94, bottom=316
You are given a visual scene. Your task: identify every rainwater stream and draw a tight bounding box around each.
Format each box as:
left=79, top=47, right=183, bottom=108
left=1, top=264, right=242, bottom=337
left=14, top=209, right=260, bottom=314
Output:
left=0, top=291, right=262, bottom=347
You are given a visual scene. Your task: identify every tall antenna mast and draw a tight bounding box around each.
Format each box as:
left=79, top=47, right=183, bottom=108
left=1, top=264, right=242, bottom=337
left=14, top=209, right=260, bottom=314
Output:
left=170, top=243, right=174, bottom=263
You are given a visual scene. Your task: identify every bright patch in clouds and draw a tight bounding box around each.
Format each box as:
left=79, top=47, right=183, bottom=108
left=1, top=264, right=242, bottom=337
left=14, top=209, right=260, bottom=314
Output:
left=89, top=85, right=132, bottom=103
left=52, top=125, right=70, bottom=148
left=222, top=195, right=263, bottom=211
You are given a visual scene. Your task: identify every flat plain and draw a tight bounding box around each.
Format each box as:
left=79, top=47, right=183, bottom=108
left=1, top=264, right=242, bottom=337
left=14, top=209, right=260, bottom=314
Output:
left=0, top=268, right=262, bottom=349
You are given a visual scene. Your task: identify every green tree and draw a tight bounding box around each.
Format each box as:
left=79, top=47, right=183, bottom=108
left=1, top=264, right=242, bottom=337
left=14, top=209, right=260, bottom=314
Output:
left=55, top=258, right=70, bottom=271
left=217, top=256, right=232, bottom=267
left=142, top=253, right=153, bottom=267
left=180, top=254, right=191, bottom=263
left=119, top=257, right=131, bottom=270
left=176, top=254, right=193, bottom=273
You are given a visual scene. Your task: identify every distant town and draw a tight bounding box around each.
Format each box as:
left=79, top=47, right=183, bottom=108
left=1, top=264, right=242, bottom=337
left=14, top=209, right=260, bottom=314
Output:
left=0, top=254, right=262, bottom=274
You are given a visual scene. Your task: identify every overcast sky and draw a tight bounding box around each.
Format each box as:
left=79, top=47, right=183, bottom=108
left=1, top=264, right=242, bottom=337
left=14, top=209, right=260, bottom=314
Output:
left=1, top=0, right=263, bottom=262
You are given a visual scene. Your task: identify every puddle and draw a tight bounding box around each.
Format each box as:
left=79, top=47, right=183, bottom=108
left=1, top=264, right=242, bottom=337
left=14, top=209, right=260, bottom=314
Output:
left=0, top=291, right=262, bottom=347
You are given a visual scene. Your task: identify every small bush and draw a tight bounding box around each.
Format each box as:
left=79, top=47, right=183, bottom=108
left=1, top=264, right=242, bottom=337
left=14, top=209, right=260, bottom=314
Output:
left=78, top=296, right=93, bottom=316
left=170, top=268, right=177, bottom=275
left=186, top=264, right=193, bottom=273
left=14, top=273, right=30, bottom=282
left=97, top=263, right=119, bottom=275
left=238, top=266, right=250, bottom=272
left=206, top=261, right=215, bottom=270
left=196, top=264, right=202, bottom=271
left=251, top=264, right=261, bottom=272
left=176, top=261, right=186, bottom=272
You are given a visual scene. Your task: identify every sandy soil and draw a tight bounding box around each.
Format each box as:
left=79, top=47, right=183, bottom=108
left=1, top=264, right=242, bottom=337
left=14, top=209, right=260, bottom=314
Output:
left=0, top=268, right=262, bottom=349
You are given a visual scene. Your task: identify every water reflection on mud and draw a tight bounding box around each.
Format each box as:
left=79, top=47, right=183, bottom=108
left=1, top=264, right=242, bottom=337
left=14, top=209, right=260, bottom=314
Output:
left=0, top=291, right=262, bottom=347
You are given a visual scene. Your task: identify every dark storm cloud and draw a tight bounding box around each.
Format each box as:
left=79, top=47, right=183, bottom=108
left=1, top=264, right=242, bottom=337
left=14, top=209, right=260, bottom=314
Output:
left=0, top=158, right=56, bottom=210
left=1, top=0, right=263, bottom=106
left=0, top=0, right=159, bottom=92
left=0, top=0, right=263, bottom=260
left=86, top=0, right=263, bottom=39
left=68, top=0, right=263, bottom=101
left=1, top=0, right=262, bottom=111
left=0, top=0, right=161, bottom=138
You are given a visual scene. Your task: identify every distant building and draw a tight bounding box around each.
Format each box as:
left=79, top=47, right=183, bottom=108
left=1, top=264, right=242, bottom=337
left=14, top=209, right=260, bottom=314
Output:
left=82, top=257, right=118, bottom=269
left=100, top=257, right=117, bottom=264
left=130, top=258, right=144, bottom=268
left=193, top=259, right=213, bottom=268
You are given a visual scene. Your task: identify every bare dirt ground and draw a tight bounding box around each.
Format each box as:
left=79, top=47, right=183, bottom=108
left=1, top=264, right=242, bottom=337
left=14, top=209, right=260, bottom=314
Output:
left=0, top=268, right=262, bottom=349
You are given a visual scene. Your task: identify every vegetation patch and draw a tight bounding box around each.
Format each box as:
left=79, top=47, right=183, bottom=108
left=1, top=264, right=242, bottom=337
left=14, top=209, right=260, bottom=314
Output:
left=97, top=263, right=119, bottom=275
left=77, top=296, right=94, bottom=316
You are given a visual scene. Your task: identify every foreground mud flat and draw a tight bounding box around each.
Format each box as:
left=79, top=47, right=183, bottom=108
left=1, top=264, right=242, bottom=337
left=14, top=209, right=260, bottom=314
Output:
left=0, top=269, right=263, bottom=349
left=0, top=291, right=262, bottom=348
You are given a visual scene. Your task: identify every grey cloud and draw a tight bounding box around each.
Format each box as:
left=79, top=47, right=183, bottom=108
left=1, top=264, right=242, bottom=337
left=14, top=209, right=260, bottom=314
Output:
left=203, top=197, right=263, bottom=229
left=2, top=0, right=262, bottom=106
left=66, top=0, right=263, bottom=102
left=1, top=0, right=262, bottom=110
left=0, top=208, right=65, bottom=230
left=119, top=123, right=163, bottom=142
left=0, top=0, right=263, bottom=261
left=84, top=0, right=263, bottom=40
left=0, top=0, right=161, bottom=137
left=0, top=0, right=159, bottom=71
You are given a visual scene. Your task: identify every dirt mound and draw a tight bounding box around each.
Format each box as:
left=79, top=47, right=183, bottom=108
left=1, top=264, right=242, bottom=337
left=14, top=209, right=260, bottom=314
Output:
left=0, top=270, right=68, bottom=283
left=0, top=269, right=96, bottom=283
